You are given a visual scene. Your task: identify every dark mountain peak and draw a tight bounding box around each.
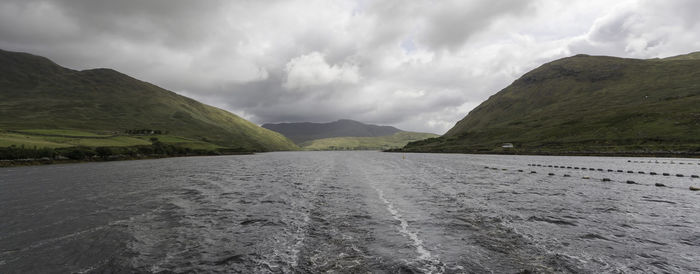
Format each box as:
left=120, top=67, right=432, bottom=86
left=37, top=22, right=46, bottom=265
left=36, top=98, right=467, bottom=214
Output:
left=661, top=51, right=700, bottom=61
left=0, top=48, right=61, bottom=67
left=77, top=68, right=145, bottom=87
left=262, top=119, right=402, bottom=144
left=0, top=49, right=71, bottom=81
left=335, top=118, right=359, bottom=123
left=516, top=54, right=640, bottom=86
left=80, top=68, right=122, bottom=74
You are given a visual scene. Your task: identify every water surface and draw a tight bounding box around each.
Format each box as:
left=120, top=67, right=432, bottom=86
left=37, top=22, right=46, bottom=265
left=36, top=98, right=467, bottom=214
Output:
left=1, top=152, right=699, bottom=273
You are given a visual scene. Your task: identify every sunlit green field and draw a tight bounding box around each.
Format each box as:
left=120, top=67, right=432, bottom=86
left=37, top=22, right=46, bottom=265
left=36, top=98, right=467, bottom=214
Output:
left=0, top=130, right=221, bottom=150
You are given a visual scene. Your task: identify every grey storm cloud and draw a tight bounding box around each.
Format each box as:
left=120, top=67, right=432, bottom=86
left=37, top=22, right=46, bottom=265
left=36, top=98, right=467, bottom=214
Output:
left=1, top=0, right=700, bottom=133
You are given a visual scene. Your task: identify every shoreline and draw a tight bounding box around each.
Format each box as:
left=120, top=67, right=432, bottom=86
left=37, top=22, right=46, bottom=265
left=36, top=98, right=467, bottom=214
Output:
left=5, top=149, right=700, bottom=168
left=0, top=152, right=255, bottom=168
left=384, top=149, right=700, bottom=159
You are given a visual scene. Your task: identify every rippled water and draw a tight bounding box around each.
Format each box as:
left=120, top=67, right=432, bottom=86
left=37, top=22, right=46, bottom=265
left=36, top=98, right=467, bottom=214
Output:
left=1, top=152, right=699, bottom=273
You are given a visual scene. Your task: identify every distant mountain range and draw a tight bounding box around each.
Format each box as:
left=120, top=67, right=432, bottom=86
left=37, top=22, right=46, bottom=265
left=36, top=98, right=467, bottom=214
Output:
left=400, top=52, right=700, bottom=155
left=0, top=49, right=297, bottom=152
left=262, top=119, right=438, bottom=150
left=262, top=119, right=403, bottom=144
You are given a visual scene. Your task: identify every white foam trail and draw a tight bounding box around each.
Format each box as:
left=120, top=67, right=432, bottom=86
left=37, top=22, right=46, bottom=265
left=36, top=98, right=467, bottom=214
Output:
left=287, top=174, right=325, bottom=268
left=260, top=172, right=325, bottom=271
left=289, top=209, right=311, bottom=267
left=374, top=187, right=433, bottom=261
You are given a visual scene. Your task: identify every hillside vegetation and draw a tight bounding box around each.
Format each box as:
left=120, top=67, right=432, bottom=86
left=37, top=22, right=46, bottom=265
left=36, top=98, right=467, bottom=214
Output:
left=301, top=131, right=438, bottom=150
left=0, top=49, right=298, bottom=154
left=401, top=52, right=700, bottom=155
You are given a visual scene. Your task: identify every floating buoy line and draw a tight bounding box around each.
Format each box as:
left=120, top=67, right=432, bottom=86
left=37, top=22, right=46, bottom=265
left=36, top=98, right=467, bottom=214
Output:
left=524, top=163, right=698, bottom=179
left=627, top=159, right=700, bottom=165
left=484, top=162, right=700, bottom=191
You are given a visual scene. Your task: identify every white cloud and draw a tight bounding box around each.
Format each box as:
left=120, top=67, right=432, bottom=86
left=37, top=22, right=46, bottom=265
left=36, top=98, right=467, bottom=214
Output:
left=1, top=0, right=699, bottom=134
left=283, top=52, right=360, bottom=89
left=568, top=0, right=700, bottom=58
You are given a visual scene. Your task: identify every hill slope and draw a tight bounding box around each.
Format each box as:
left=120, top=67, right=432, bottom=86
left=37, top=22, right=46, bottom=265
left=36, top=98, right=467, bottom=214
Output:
left=0, top=49, right=297, bottom=152
left=262, top=119, right=402, bottom=144
left=402, top=52, right=700, bottom=154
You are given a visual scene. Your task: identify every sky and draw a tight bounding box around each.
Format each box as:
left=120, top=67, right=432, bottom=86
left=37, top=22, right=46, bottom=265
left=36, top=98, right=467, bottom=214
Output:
left=1, top=0, right=699, bottom=134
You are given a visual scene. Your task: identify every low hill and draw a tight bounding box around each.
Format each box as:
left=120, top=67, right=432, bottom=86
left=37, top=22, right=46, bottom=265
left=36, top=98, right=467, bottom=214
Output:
left=0, top=49, right=297, bottom=152
left=262, top=119, right=402, bottom=144
left=301, top=131, right=439, bottom=150
left=401, top=52, right=700, bottom=155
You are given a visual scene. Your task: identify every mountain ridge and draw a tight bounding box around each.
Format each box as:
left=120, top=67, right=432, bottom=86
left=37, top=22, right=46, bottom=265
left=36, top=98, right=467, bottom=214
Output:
left=401, top=51, right=700, bottom=155
left=262, top=119, right=402, bottom=144
left=0, top=49, right=298, bottom=152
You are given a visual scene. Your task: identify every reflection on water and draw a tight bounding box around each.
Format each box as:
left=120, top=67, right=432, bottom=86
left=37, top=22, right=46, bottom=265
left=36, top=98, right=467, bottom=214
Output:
left=1, top=152, right=698, bottom=273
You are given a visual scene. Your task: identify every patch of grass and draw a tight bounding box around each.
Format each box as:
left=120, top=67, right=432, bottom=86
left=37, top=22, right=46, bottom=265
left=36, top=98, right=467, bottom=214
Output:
left=0, top=132, right=72, bottom=148
left=136, top=135, right=222, bottom=150
left=17, top=129, right=111, bottom=137
left=61, top=136, right=152, bottom=147
left=0, top=130, right=229, bottom=149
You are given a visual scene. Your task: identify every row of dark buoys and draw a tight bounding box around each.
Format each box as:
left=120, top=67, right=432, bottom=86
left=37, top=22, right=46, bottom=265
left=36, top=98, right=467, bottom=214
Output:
left=527, top=163, right=699, bottom=179
left=628, top=160, right=700, bottom=165
left=490, top=165, right=700, bottom=191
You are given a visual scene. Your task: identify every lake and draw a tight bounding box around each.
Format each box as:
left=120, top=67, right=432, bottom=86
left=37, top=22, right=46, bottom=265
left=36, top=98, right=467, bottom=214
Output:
left=1, top=151, right=699, bottom=273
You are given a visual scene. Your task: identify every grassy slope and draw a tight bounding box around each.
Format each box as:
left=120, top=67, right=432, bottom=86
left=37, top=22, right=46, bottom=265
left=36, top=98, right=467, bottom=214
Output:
left=0, top=49, right=297, bottom=151
left=403, top=53, right=700, bottom=154
left=0, top=130, right=221, bottom=150
left=301, top=131, right=439, bottom=150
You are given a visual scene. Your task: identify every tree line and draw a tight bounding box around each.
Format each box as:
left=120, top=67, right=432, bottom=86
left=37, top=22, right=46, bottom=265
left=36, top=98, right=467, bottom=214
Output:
left=124, top=129, right=167, bottom=135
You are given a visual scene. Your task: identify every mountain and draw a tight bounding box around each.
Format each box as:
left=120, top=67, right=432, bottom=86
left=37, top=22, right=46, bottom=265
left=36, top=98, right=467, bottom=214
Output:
left=401, top=52, right=700, bottom=155
left=262, top=119, right=438, bottom=150
left=0, top=49, right=297, bottom=152
left=262, top=119, right=402, bottom=144
left=301, top=131, right=439, bottom=150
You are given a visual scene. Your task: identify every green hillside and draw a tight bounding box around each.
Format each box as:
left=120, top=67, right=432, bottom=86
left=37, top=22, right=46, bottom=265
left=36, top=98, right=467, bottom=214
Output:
left=401, top=52, right=700, bottom=155
left=0, top=49, right=298, bottom=152
left=301, top=131, right=438, bottom=150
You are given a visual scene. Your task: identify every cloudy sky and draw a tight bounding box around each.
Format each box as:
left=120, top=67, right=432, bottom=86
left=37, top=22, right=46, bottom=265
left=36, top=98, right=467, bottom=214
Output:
left=1, top=0, right=699, bottom=134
